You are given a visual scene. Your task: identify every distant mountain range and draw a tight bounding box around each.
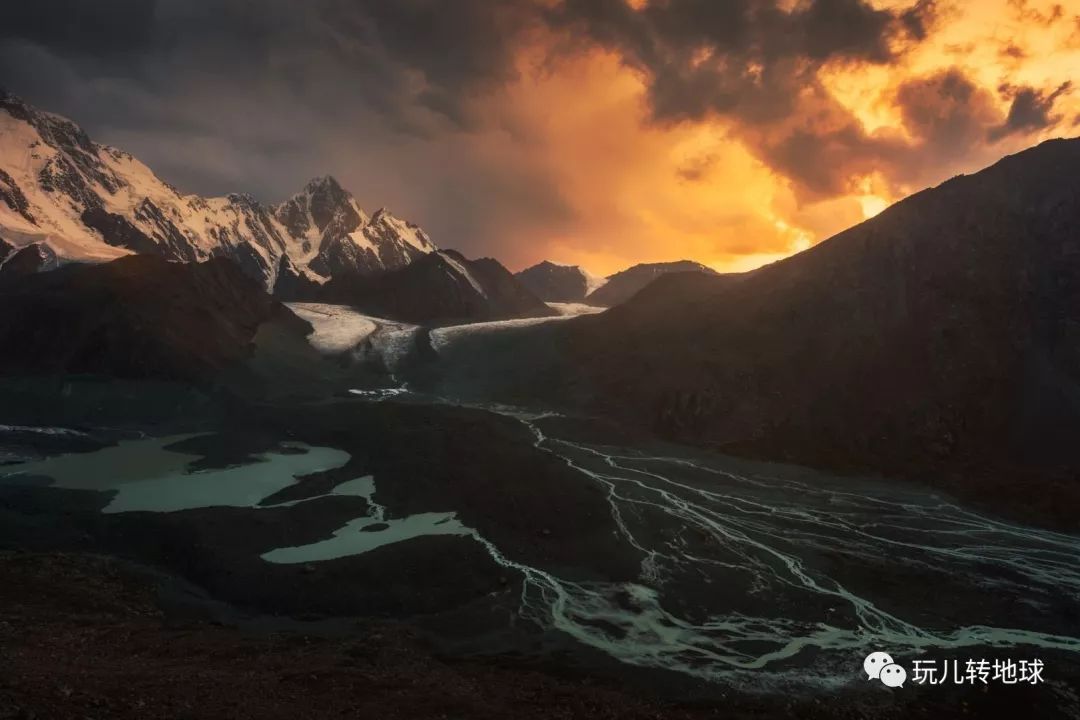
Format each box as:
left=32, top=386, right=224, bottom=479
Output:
left=323, top=250, right=555, bottom=325
left=0, top=91, right=729, bottom=324
left=0, top=92, right=570, bottom=324
left=515, top=259, right=717, bottom=306
left=3, top=90, right=1080, bottom=528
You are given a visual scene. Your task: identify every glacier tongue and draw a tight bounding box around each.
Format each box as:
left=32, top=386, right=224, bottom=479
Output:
left=0, top=92, right=438, bottom=290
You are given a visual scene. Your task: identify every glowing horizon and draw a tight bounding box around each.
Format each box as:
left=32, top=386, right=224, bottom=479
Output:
left=2, top=0, right=1077, bottom=278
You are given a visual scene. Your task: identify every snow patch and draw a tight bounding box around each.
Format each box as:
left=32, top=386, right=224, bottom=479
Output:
left=439, top=252, right=488, bottom=298
left=286, top=302, right=378, bottom=354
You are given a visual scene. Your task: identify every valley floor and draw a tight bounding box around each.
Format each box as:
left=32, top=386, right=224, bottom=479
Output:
left=0, top=551, right=721, bottom=720
left=1, top=551, right=1064, bottom=720
left=2, top=393, right=1079, bottom=718
left=2, top=303, right=1079, bottom=719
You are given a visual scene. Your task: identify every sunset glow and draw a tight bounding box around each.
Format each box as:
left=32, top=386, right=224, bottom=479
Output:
left=3, top=0, right=1078, bottom=276
left=488, top=0, right=1080, bottom=275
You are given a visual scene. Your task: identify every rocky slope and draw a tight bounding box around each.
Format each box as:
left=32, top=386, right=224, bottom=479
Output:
left=0, top=93, right=436, bottom=292
left=584, top=260, right=718, bottom=306
left=514, top=260, right=604, bottom=303
left=556, top=137, right=1080, bottom=525
left=0, top=254, right=310, bottom=382
left=324, top=250, right=555, bottom=325
left=0, top=552, right=736, bottom=720
left=0, top=241, right=58, bottom=278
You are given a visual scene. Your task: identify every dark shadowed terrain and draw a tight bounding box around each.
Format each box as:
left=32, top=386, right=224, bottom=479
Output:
left=422, top=139, right=1080, bottom=530
left=321, top=249, right=556, bottom=325
left=0, top=255, right=310, bottom=382
left=3, top=140, right=1080, bottom=719
left=584, top=260, right=719, bottom=307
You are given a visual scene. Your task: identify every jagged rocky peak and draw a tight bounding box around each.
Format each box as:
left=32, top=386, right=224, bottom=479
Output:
left=305, top=175, right=350, bottom=222
left=225, top=192, right=260, bottom=208
left=367, top=207, right=436, bottom=252
left=275, top=175, right=366, bottom=242
left=0, top=93, right=440, bottom=291
left=306, top=195, right=437, bottom=280
left=1, top=91, right=91, bottom=152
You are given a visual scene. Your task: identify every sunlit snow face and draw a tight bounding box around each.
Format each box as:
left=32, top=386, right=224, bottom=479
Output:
left=863, top=651, right=894, bottom=679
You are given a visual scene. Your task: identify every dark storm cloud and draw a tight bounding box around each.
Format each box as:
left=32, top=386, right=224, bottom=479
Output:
left=896, top=69, right=1002, bottom=151
left=2, top=0, right=157, bottom=58
left=544, top=0, right=944, bottom=197
left=756, top=122, right=899, bottom=197
left=548, top=0, right=935, bottom=124
left=543, top=0, right=1074, bottom=198
left=1, top=0, right=540, bottom=132
left=0, top=0, right=1072, bottom=257
left=898, top=0, right=937, bottom=42
left=745, top=66, right=1038, bottom=198
left=0, top=0, right=972, bottom=217
left=989, top=82, right=1073, bottom=141
left=0, top=0, right=573, bottom=259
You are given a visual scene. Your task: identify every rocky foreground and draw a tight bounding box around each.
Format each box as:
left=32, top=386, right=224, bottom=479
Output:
left=2, top=550, right=1066, bottom=720
left=0, top=551, right=718, bottom=720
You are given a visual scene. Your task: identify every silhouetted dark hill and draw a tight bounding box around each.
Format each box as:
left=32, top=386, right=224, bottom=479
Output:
left=560, top=138, right=1080, bottom=527
left=585, top=260, right=717, bottom=307
left=0, top=255, right=310, bottom=382
left=515, top=261, right=599, bottom=303
left=324, top=250, right=555, bottom=325
left=0, top=242, right=58, bottom=278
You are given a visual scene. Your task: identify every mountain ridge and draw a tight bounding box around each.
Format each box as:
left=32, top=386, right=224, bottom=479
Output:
left=584, top=260, right=719, bottom=307
left=514, top=260, right=605, bottom=303
left=550, top=135, right=1080, bottom=526
left=0, top=254, right=311, bottom=383
left=323, top=250, right=555, bottom=325
left=0, top=92, right=436, bottom=292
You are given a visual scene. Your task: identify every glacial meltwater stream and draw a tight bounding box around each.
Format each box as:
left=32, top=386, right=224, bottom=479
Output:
left=3, top=403, right=1080, bottom=692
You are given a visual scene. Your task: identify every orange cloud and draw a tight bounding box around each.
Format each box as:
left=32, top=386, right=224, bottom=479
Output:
left=471, top=44, right=813, bottom=276
left=482, top=0, right=1080, bottom=276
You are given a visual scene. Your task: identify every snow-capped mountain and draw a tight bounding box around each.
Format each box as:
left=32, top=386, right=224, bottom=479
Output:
left=273, top=176, right=435, bottom=281
left=0, top=92, right=437, bottom=291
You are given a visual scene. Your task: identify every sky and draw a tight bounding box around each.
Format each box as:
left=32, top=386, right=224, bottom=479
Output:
left=2, top=0, right=1079, bottom=276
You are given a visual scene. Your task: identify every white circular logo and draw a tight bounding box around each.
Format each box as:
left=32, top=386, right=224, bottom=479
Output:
left=863, top=651, right=894, bottom=680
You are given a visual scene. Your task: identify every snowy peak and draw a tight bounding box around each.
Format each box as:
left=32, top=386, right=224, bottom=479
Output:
left=0, top=93, right=438, bottom=292
left=365, top=207, right=437, bottom=254
left=304, top=174, right=344, bottom=195
left=303, top=174, right=353, bottom=222
left=270, top=177, right=440, bottom=285
left=275, top=175, right=365, bottom=244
